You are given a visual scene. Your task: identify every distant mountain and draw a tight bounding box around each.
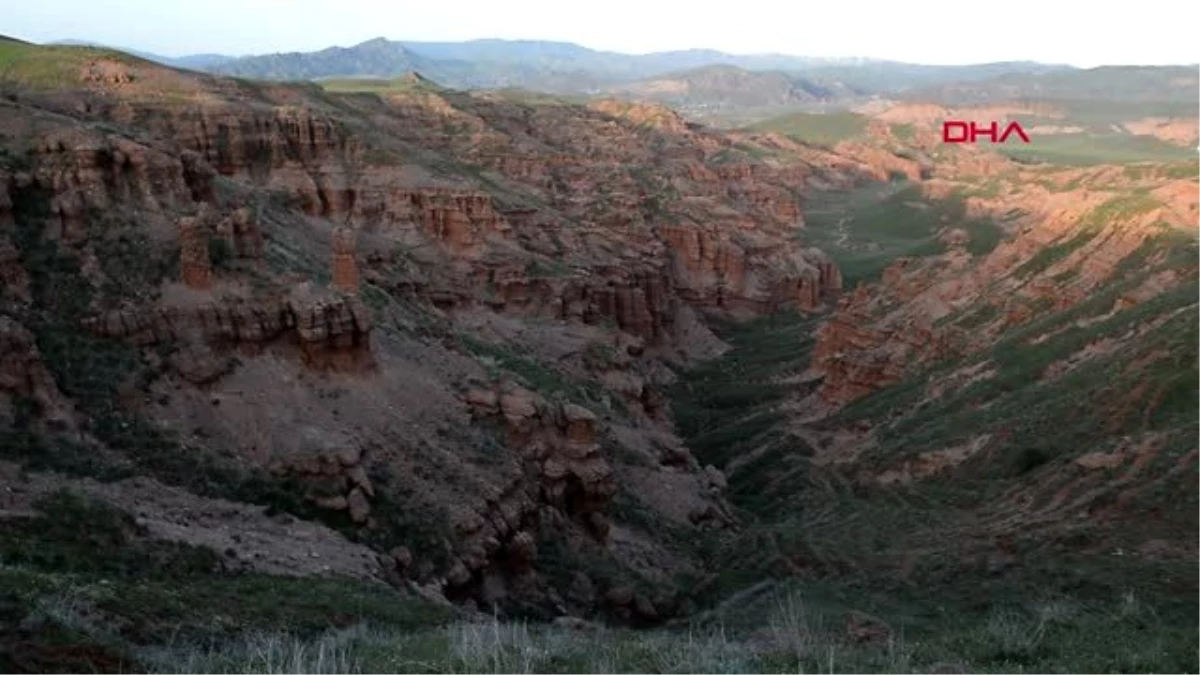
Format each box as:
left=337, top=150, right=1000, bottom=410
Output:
left=798, top=60, right=1074, bottom=93
left=909, top=65, right=1199, bottom=105
left=197, top=37, right=1076, bottom=95
left=211, top=37, right=435, bottom=80
left=603, top=64, right=870, bottom=124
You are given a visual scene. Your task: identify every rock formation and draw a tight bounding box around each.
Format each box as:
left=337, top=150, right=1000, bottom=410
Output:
left=31, top=130, right=210, bottom=243
left=465, top=385, right=617, bottom=539
left=178, top=214, right=212, bottom=290
left=215, top=206, right=264, bottom=261
left=330, top=226, right=360, bottom=292
left=86, top=295, right=374, bottom=373
left=0, top=317, right=74, bottom=430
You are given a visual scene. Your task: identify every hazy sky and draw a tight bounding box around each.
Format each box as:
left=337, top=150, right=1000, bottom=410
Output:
left=6, top=0, right=1197, bottom=66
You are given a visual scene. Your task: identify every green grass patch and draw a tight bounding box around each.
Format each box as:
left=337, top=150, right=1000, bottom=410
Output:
left=0, top=487, right=453, bottom=672
left=1014, top=227, right=1100, bottom=277
left=802, top=182, right=1006, bottom=284
left=0, top=490, right=220, bottom=579
left=890, top=123, right=916, bottom=141
left=746, top=111, right=869, bottom=148
left=320, top=75, right=445, bottom=94
left=0, top=41, right=146, bottom=88
left=1000, top=132, right=1195, bottom=165
left=670, top=312, right=821, bottom=470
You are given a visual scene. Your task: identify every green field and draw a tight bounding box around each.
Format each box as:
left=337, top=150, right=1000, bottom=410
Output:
left=0, top=40, right=148, bottom=88
left=799, top=181, right=1006, bottom=285
left=745, top=111, right=870, bottom=148
left=319, top=75, right=447, bottom=94
left=1002, top=132, right=1196, bottom=165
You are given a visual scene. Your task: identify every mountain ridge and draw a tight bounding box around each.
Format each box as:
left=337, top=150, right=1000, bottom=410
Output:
left=47, top=35, right=1081, bottom=90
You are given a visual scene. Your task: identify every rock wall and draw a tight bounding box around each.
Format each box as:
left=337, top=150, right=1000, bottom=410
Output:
left=0, top=172, right=29, bottom=305
left=0, top=317, right=74, bottom=430
left=30, top=130, right=211, bottom=242
left=466, top=385, right=617, bottom=538
left=86, top=295, right=375, bottom=373
left=660, top=224, right=838, bottom=313
left=179, top=214, right=212, bottom=289
left=331, top=226, right=360, bottom=292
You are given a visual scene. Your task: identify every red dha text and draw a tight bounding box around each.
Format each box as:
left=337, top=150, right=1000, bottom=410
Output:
left=942, top=121, right=1031, bottom=144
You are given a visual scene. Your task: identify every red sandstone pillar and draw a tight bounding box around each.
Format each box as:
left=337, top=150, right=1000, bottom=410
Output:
left=331, top=226, right=360, bottom=293
left=179, top=215, right=212, bottom=290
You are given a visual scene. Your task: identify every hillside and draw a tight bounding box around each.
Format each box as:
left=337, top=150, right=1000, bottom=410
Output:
left=601, top=65, right=867, bottom=125
left=909, top=65, right=1200, bottom=109
left=0, top=40, right=1195, bottom=672
left=858, top=94, right=1198, bottom=166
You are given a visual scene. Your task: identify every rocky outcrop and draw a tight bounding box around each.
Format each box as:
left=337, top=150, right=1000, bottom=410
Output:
left=214, top=206, right=264, bottom=261
left=466, top=385, right=617, bottom=538
left=172, top=107, right=359, bottom=180
left=364, top=385, right=624, bottom=607
left=405, top=190, right=512, bottom=255
left=34, top=83, right=846, bottom=336
left=294, top=297, right=374, bottom=371
left=268, top=437, right=380, bottom=525
left=85, top=295, right=374, bottom=373
left=0, top=172, right=30, bottom=306
left=0, top=317, right=74, bottom=430
left=330, top=226, right=359, bottom=292
left=178, top=214, right=212, bottom=289
left=810, top=285, right=961, bottom=406
left=660, top=224, right=839, bottom=313
left=810, top=295, right=906, bottom=405
left=31, top=130, right=210, bottom=242
left=0, top=235, right=27, bottom=304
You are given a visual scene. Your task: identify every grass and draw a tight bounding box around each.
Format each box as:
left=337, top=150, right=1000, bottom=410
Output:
left=833, top=235, right=1199, bottom=571
left=890, top=123, right=916, bottom=141
left=1013, top=227, right=1100, bottom=277
left=0, top=40, right=146, bottom=88
left=800, top=181, right=1006, bottom=285
left=745, top=111, right=869, bottom=148
left=0, top=490, right=221, bottom=580
left=320, top=75, right=446, bottom=95
left=1000, top=132, right=1195, bottom=165
left=116, top=587, right=1197, bottom=673
left=0, top=490, right=454, bottom=672
left=669, top=312, right=821, bottom=474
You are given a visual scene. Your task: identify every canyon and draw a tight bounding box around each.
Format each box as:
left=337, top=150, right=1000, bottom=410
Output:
left=0, top=47, right=858, bottom=617
left=0, top=40, right=1196, bottom=672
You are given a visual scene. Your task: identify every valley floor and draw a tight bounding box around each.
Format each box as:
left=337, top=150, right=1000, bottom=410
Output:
left=127, top=600, right=1200, bottom=674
